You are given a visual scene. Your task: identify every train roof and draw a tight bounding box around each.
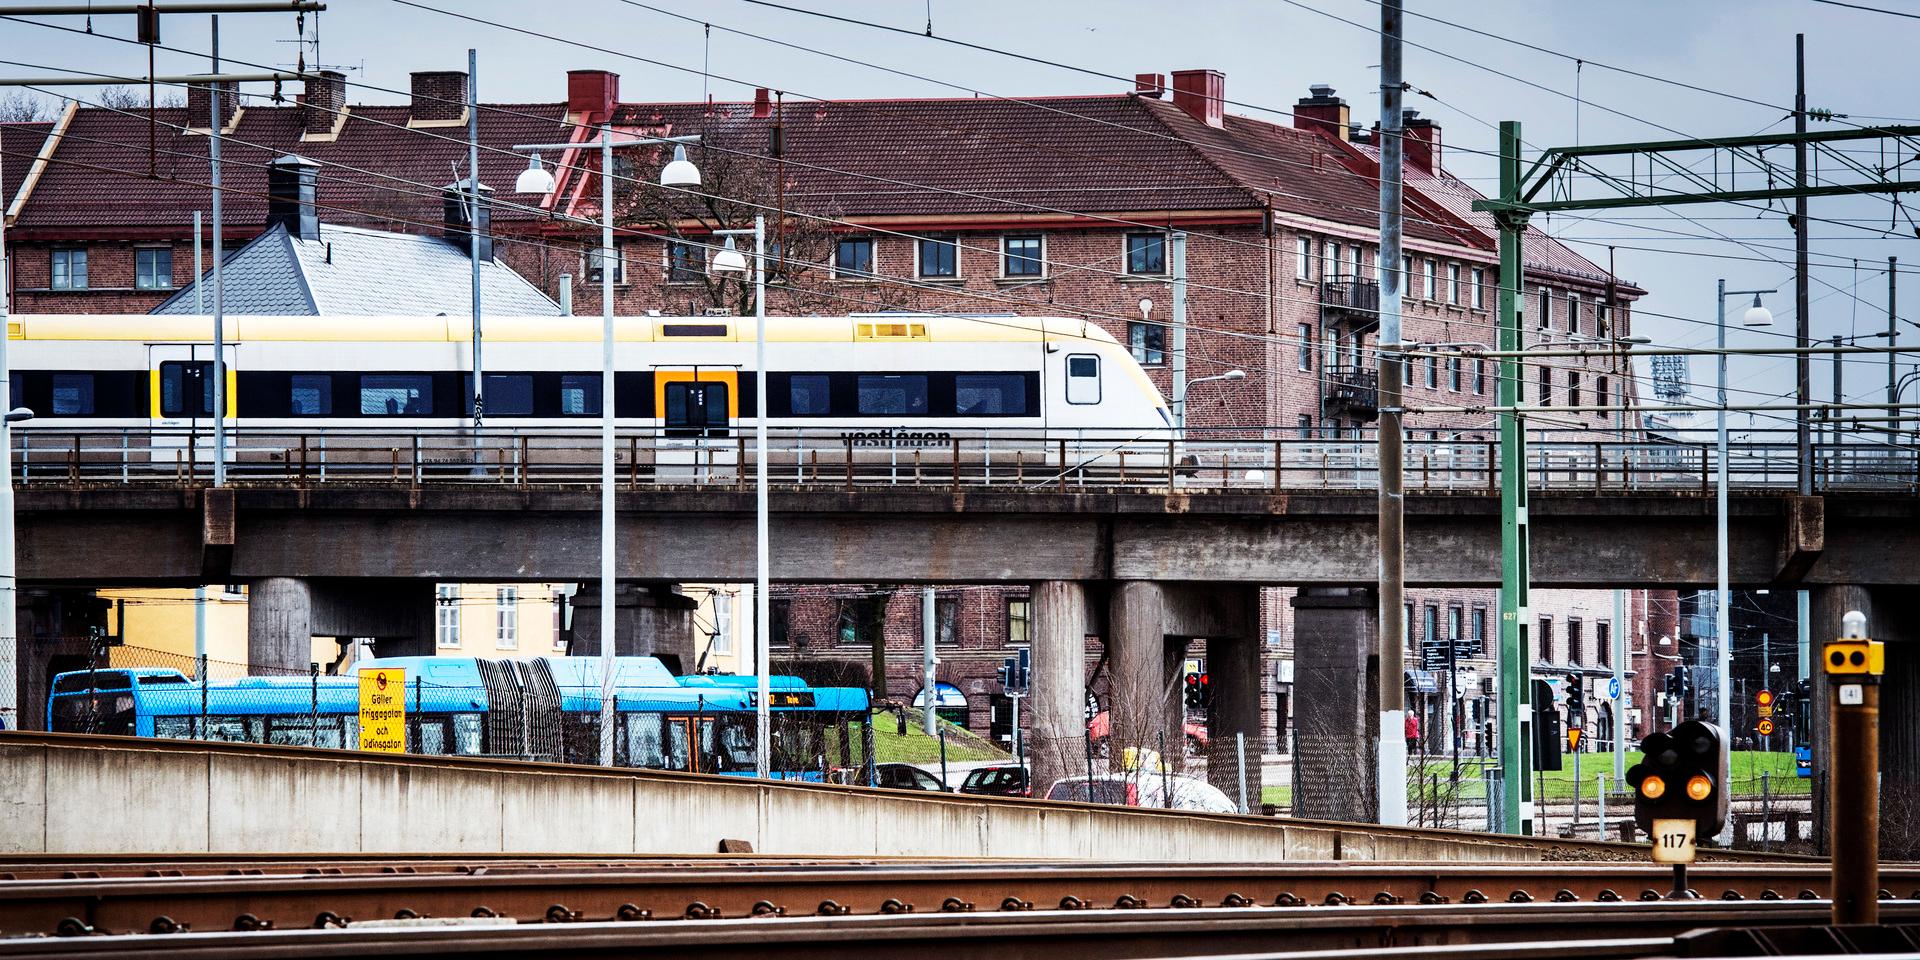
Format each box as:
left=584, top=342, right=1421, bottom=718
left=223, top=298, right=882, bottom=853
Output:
left=9, top=313, right=1121, bottom=346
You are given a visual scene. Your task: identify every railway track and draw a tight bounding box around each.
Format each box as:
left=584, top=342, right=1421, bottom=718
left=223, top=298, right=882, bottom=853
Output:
left=2, top=859, right=1913, bottom=940
left=1, top=901, right=1916, bottom=960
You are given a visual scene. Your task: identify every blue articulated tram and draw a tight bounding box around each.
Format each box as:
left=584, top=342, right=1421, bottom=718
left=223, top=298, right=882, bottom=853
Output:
left=47, top=655, right=871, bottom=780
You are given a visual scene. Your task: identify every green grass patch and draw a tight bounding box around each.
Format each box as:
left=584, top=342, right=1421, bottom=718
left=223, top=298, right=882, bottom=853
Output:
left=1260, top=785, right=1293, bottom=808
left=1406, top=750, right=1809, bottom=801
left=870, top=708, right=1010, bottom=765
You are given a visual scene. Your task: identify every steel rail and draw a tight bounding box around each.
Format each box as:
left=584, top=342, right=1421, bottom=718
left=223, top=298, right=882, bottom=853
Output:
left=1, top=860, right=1910, bottom=938
left=0, top=901, right=1913, bottom=960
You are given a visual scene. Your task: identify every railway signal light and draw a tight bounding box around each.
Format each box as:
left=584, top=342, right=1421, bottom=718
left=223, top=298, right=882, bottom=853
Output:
left=1627, top=719, right=1728, bottom=850
left=1182, top=672, right=1211, bottom=709
left=1563, top=673, right=1584, bottom=726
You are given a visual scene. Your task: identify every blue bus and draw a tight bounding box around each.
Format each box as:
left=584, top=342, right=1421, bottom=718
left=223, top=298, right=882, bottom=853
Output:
left=48, top=656, right=871, bottom=780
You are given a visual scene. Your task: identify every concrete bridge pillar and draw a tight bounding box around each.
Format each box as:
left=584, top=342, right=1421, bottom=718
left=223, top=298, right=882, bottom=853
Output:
left=248, top=577, right=313, bottom=672
left=1290, top=586, right=1378, bottom=823
left=569, top=582, right=697, bottom=675
left=1028, top=580, right=1088, bottom=796
left=1207, top=628, right=1265, bottom=810
left=247, top=579, right=435, bottom=673
left=1108, top=580, right=1175, bottom=765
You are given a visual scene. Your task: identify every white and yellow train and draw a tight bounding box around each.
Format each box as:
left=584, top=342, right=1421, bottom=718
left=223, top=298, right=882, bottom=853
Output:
left=5, top=313, right=1171, bottom=442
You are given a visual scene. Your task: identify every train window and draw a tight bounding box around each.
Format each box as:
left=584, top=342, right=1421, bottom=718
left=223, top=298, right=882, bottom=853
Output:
left=1065, top=355, right=1100, bottom=405
left=857, top=374, right=928, bottom=416
left=463, top=374, right=534, bottom=416
left=159, top=362, right=215, bottom=416
left=289, top=374, right=332, bottom=416
left=954, top=374, right=1027, bottom=416
left=788, top=374, right=831, bottom=416
left=50, top=374, right=95, bottom=415
left=560, top=374, right=602, bottom=415
left=361, top=374, right=432, bottom=415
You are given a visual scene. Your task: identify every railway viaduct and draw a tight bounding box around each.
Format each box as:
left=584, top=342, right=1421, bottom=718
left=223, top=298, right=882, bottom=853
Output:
left=13, top=482, right=1920, bottom=837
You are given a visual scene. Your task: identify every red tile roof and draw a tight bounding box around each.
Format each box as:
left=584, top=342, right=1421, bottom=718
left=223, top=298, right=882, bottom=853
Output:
left=2, top=121, right=53, bottom=215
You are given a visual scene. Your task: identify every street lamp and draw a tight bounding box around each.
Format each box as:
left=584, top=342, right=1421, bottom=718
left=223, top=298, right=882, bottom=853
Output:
left=1175, top=369, right=1245, bottom=430
left=709, top=218, right=772, bottom=779
left=514, top=127, right=702, bottom=767
left=1711, top=279, right=1774, bottom=839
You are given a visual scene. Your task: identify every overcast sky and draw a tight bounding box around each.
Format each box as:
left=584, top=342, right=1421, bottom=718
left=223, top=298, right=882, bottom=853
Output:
left=9, top=0, right=1917, bottom=434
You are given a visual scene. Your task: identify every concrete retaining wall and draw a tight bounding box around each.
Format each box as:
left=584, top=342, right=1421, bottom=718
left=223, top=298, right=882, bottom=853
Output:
left=0, top=733, right=1560, bottom=861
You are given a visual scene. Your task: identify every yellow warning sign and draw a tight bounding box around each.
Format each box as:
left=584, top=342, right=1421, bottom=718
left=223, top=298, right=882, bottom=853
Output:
left=357, top=667, right=407, bottom=753
left=1567, top=727, right=1582, bottom=751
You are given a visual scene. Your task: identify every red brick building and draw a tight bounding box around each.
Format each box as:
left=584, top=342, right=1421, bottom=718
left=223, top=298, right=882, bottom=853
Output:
left=0, top=65, right=1672, bottom=754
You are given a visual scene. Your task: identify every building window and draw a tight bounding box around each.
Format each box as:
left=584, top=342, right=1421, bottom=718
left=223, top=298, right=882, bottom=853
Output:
left=1423, top=605, right=1439, bottom=648
left=1350, top=244, right=1364, bottom=279
left=1323, top=241, right=1342, bottom=281
left=664, top=241, right=705, bottom=282
left=1002, top=236, right=1044, bottom=277
left=770, top=598, right=791, bottom=648
left=1129, top=322, right=1165, bottom=365
left=1447, top=263, right=1462, bottom=305
left=135, top=247, right=173, bottom=290
left=1006, top=598, right=1031, bottom=645
left=1447, top=355, right=1462, bottom=392
left=1537, top=366, right=1551, bottom=406
left=1296, top=323, right=1313, bottom=371
left=553, top=590, right=567, bottom=651
left=1597, top=376, right=1610, bottom=416
left=917, top=236, right=957, bottom=278
left=936, top=596, right=959, bottom=645
left=1470, top=267, right=1485, bottom=309
left=1474, top=357, right=1487, bottom=395
left=436, top=585, right=461, bottom=648
left=1297, top=414, right=1312, bottom=438
left=1448, top=606, right=1463, bottom=643
left=1597, top=300, right=1613, bottom=336
left=588, top=243, right=625, bottom=283
left=1567, top=292, right=1582, bottom=335
left=1471, top=606, right=1487, bottom=646
left=1537, top=287, right=1553, bottom=329
left=50, top=248, right=88, bottom=289
left=1404, top=602, right=1415, bottom=643
left=1125, top=233, right=1166, bottom=275
left=1422, top=259, right=1437, bottom=300
left=1597, top=620, right=1612, bottom=667
left=495, top=587, right=519, bottom=649
left=1424, top=354, right=1438, bottom=389
left=1401, top=255, right=1413, bottom=291
left=1568, top=618, right=1585, bottom=666
left=1568, top=371, right=1582, bottom=408
left=834, top=237, right=875, bottom=278
left=1538, top=617, right=1555, bottom=663
left=560, top=374, right=602, bottom=415
left=1295, top=235, right=1313, bottom=280
left=1403, top=352, right=1413, bottom=386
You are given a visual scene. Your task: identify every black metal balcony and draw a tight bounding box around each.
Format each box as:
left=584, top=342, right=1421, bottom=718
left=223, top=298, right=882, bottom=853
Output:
left=1325, top=364, right=1379, bottom=420
left=1320, top=278, right=1381, bottom=332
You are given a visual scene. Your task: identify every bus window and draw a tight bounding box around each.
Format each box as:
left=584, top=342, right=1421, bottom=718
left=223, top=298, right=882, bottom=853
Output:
left=453, top=714, right=484, bottom=755
left=200, top=717, right=257, bottom=743
left=664, top=719, right=692, bottom=771
left=700, top=716, right=756, bottom=774
left=416, top=719, right=448, bottom=755
left=153, top=716, right=194, bottom=739
left=626, top=716, right=666, bottom=769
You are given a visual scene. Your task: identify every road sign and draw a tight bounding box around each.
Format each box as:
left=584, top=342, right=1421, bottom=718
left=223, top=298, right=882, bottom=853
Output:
left=357, top=667, right=407, bottom=753
left=1758, top=704, right=1774, bottom=718
left=1607, top=677, right=1622, bottom=700
left=1651, top=817, right=1698, bottom=864
left=1567, top=727, right=1582, bottom=751
left=1756, top=689, right=1774, bottom=707
left=1756, top=718, right=1775, bottom=736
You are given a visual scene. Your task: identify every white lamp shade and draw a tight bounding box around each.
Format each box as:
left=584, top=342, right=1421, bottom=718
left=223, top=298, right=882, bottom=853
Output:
left=660, top=144, right=702, bottom=188
left=710, top=237, right=748, bottom=274
left=514, top=154, right=556, bottom=194
left=1742, top=303, right=1774, bottom=327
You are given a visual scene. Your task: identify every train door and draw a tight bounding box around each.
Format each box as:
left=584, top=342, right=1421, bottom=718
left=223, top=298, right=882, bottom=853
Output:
left=654, top=367, right=737, bottom=483
left=148, top=343, right=233, bottom=464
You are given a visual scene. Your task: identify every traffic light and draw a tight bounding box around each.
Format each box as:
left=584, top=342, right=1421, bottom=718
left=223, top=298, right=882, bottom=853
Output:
left=998, top=657, right=1015, bottom=689
left=1182, top=671, right=1211, bottom=709
left=1626, top=719, right=1728, bottom=841
left=1531, top=679, right=1562, bottom=771
left=1563, top=673, right=1585, bottom=723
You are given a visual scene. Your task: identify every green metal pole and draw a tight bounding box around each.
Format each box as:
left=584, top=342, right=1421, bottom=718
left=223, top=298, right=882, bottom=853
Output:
left=1496, top=120, right=1535, bottom=836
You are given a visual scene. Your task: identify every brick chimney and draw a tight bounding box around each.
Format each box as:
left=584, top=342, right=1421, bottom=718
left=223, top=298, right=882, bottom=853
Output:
left=443, top=178, right=494, bottom=263
left=410, top=70, right=468, bottom=123
left=567, top=69, right=620, bottom=123
left=752, top=88, right=772, bottom=119
left=1170, top=69, right=1225, bottom=127
left=1403, top=109, right=1442, bottom=173
left=185, top=78, right=238, bottom=130
left=301, top=70, right=346, bottom=136
left=1293, top=84, right=1349, bottom=141
left=1134, top=73, right=1166, bottom=99
left=266, top=155, right=321, bottom=241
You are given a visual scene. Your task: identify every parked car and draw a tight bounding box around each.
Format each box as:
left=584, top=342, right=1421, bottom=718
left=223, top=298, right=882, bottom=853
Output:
left=957, top=764, right=1030, bottom=797
left=828, top=763, right=951, bottom=792
left=1086, top=711, right=1208, bottom=758
left=1043, top=773, right=1237, bottom=814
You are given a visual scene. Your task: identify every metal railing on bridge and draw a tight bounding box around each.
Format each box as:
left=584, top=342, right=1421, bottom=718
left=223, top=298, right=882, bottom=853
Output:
left=12, top=426, right=1918, bottom=493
